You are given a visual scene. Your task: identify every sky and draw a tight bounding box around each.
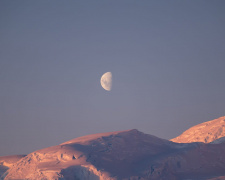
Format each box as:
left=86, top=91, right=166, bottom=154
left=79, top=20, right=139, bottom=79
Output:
left=0, top=0, right=225, bottom=156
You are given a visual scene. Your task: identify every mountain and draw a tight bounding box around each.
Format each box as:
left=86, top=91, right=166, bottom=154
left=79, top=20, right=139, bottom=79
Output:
left=2, top=128, right=225, bottom=180
left=0, top=155, right=26, bottom=177
left=2, top=129, right=180, bottom=180
left=210, top=136, right=225, bottom=144
left=171, top=116, right=225, bottom=143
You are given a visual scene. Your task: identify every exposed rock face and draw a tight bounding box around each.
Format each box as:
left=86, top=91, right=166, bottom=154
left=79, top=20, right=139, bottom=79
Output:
left=1, top=126, right=225, bottom=179
left=171, top=116, right=225, bottom=143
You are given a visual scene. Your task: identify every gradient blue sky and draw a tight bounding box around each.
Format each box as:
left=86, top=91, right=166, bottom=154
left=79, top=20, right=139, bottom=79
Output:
left=1, top=0, right=225, bottom=156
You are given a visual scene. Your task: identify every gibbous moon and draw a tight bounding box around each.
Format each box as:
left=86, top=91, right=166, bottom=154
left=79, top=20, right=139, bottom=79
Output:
left=100, top=72, right=112, bottom=91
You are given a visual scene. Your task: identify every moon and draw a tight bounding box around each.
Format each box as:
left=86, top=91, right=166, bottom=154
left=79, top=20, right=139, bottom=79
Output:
left=100, top=72, right=112, bottom=91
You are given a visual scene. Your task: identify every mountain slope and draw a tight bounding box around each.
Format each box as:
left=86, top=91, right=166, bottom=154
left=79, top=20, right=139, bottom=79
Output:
left=171, top=116, right=225, bottom=143
left=0, top=155, right=26, bottom=177
left=2, top=128, right=225, bottom=179
left=3, top=129, right=182, bottom=180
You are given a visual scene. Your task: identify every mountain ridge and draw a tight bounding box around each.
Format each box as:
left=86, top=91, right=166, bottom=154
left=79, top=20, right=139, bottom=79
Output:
left=171, top=116, right=225, bottom=143
left=2, top=117, right=225, bottom=179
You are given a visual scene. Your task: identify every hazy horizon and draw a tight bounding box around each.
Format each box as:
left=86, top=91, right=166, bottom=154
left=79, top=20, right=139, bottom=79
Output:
left=1, top=0, right=225, bottom=156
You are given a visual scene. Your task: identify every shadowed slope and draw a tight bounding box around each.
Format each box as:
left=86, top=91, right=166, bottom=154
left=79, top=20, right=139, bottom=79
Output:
left=2, top=128, right=225, bottom=179
left=3, top=129, right=181, bottom=179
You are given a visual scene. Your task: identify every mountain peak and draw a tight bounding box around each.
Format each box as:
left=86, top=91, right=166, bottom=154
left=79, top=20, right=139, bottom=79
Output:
left=171, top=116, right=225, bottom=143
left=2, top=124, right=225, bottom=180
left=61, top=129, right=137, bottom=145
left=2, top=130, right=176, bottom=179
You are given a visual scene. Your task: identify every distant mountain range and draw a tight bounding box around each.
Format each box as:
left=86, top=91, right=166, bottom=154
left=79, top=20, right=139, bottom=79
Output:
left=1, top=116, right=225, bottom=180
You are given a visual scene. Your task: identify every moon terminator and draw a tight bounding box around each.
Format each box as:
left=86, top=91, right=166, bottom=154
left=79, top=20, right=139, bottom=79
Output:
left=100, top=72, right=112, bottom=91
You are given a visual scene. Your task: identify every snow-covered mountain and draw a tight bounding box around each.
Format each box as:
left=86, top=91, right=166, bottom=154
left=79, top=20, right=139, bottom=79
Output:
left=2, top=117, right=225, bottom=179
left=0, top=155, right=25, bottom=177
left=171, top=116, right=225, bottom=143
left=2, top=129, right=182, bottom=179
